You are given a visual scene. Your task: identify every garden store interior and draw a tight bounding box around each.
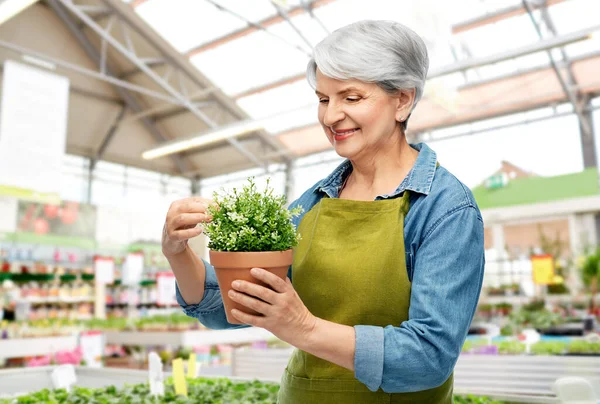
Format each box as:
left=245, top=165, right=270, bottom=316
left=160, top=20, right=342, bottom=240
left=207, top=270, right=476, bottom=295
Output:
left=0, top=0, right=599, bottom=402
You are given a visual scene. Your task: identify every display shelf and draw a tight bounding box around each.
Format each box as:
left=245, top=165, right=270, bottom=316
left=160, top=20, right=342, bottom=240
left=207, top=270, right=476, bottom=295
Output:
left=105, top=327, right=275, bottom=346
left=19, top=297, right=95, bottom=304
left=0, top=366, right=254, bottom=397
left=478, top=293, right=599, bottom=305
left=0, top=335, right=78, bottom=360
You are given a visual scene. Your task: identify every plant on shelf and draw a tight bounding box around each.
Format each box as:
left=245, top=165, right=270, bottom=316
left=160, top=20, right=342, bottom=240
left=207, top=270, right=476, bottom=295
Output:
left=496, top=340, right=526, bottom=355
left=204, top=177, right=303, bottom=324
left=581, top=248, right=600, bottom=314
left=500, top=324, right=514, bottom=337
left=566, top=340, right=600, bottom=356
left=487, top=286, right=504, bottom=296
left=495, top=302, right=513, bottom=316
left=501, top=283, right=520, bottom=296
left=477, top=303, right=494, bottom=318
left=530, top=341, right=567, bottom=356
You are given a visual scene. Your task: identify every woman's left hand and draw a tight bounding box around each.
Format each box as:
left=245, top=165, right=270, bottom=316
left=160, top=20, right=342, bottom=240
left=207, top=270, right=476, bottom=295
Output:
left=228, top=267, right=317, bottom=346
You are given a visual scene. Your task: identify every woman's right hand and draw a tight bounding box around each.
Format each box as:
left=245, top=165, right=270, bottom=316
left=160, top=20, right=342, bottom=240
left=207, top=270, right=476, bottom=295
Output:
left=162, top=197, right=213, bottom=257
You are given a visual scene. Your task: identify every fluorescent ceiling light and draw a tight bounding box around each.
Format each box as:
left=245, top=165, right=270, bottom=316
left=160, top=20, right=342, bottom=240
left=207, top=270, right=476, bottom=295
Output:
left=0, top=0, right=38, bottom=26
left=142, top=104, right=314, bottom=160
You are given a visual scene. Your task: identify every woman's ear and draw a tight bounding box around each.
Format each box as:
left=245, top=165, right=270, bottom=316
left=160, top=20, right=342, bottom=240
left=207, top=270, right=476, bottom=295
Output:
left=395, top=89, right=416, bottom=123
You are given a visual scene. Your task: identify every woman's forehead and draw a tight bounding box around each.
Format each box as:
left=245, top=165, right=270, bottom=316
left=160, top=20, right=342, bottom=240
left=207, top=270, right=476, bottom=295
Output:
left=315, top=70, right=375, bottom=94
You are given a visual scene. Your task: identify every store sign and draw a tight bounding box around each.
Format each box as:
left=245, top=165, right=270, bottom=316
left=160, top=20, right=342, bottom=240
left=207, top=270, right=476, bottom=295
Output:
left=485, top=173, right=508, bottom=189
left=0, top=196, right=17, bottom=233
left=94, top=257, right=115, bottom=284
left=123, top=252, right=144, bottom=285
left=531, top=254, right=556, bottom=285
left=0, top=61, right=69, bottom=195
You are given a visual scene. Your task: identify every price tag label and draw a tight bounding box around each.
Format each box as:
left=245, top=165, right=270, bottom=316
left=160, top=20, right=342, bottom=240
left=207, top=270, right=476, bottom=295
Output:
left=172, top=358, right=188, bottom=397
left=187, top=353, right=197, bottom=378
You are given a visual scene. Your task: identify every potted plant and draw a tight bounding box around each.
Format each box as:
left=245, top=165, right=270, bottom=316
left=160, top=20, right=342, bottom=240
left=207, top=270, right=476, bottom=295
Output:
left=477, top=303, right=494, bottom=319
left=496, top=302, right=513, bottom=316
left=205, top=178, right=302, bottom=324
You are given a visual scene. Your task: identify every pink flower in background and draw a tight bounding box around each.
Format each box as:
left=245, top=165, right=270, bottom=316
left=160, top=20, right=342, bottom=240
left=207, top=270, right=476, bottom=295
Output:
left=55, top=346, right=83, bottom=365
left=26, top=355, right=51, bottom=367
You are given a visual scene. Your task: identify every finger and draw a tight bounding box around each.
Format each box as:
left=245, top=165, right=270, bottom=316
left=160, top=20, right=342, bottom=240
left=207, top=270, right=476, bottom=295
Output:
left=168, top=227, right=202, bottom=241
left=250, top=268, right=287, bottom=293
left=231, top=309, right=264, bottom=327
left=173, top=200, right=212, bottom=215
left=232, top=281, right=278, bottom=304
left=228, top=290, right=272, bottom=315
left=170, top=213, right=211, bottom=231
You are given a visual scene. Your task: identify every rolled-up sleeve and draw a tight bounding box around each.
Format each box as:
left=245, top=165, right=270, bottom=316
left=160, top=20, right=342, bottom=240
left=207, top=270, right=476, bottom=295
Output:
left=175, top=257, right=249, bottom=330
left=354, top=205, right=484, bottom=392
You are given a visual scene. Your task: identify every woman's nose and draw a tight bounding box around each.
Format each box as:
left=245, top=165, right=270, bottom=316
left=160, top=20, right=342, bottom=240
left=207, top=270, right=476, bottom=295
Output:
left=322, top=103, right=345, bottom=127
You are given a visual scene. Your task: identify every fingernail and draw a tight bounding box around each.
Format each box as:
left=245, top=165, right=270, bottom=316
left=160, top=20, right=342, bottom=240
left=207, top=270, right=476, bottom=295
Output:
left=232, top=281, right=240, bottom=288
left=251, top=268, right=260, bottom=275
left=228, top=290, right=235, bottom=297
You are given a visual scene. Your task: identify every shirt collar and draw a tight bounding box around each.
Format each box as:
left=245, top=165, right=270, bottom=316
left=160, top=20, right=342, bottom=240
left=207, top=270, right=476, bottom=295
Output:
left=316, top=143, right=438, bottom=199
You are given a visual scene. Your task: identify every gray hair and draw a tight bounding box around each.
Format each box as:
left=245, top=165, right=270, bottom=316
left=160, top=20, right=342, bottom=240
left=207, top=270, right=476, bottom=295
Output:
left=307, top=20, right=429, bottom=131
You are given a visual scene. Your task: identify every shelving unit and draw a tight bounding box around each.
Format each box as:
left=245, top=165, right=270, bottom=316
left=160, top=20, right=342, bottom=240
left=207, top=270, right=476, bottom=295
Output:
left=0, top=335, right=78, bottom=360
left=105, top=327, right=275, bottom=347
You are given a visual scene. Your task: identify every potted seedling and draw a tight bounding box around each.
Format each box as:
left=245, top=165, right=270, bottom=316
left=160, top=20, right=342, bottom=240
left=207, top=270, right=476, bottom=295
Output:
left=204, top=178, right=302, bottom=324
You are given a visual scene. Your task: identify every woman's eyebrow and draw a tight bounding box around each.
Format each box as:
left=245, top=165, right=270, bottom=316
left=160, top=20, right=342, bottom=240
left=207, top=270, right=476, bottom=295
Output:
left=315, top=87, right=362, bottom=97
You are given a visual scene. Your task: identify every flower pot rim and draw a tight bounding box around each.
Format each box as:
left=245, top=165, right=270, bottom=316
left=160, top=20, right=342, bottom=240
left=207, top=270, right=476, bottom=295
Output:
left=208, top=249, right=293, bottom=269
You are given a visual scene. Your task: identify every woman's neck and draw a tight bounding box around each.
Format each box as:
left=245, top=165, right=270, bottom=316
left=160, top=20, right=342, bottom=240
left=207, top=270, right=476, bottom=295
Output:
left=341, top=137, right=419, bottom=200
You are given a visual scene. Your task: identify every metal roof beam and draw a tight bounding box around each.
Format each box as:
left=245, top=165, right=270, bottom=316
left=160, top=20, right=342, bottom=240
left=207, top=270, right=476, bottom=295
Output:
left=235, top=24, right=600, bottom=99
left=90, top=105, right=127, bottom=171
left=452, top=0, right=568, bottom=34
left=184, top=0, right=334, bottom=58
left=522, top=0, right=593, bottom=139
left=48, top=0, right=190, bottom=174
left=99, top=0, right=292, bottom=164
left=204, top=0, right=310, bottom=57
left=59, top=0, right=268, bottom=170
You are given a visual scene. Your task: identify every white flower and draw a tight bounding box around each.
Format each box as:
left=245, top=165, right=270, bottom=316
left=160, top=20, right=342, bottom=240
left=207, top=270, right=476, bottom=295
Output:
left=227, top=211, right=246, bottom=224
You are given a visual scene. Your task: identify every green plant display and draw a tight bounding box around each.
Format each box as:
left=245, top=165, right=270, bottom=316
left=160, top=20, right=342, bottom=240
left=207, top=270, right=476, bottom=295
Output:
left=507, top=307, right=564, bottom=333
left=500, top=325, right=514, bottom=337
left=204, top=178, right=303, bottom=252
left=566, top=340, right=600, bottom=355
left=496, top=340, right=526, bottom=355
left=0, top=378, right=506, bottom=404
left=530, top=341, right=567, bottom=356
left=581, top=249, right=600, bottom=312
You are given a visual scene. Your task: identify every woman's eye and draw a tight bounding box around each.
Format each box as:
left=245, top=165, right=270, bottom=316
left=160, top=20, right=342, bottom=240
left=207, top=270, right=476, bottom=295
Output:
left=346, top=97, right=360, bottom=102
left=319, top=99, right=329, bottom=104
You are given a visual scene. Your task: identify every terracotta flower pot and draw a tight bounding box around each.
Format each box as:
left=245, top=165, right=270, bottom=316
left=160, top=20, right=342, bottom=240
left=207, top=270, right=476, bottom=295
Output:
left=209, top=249, right=293, bottom=324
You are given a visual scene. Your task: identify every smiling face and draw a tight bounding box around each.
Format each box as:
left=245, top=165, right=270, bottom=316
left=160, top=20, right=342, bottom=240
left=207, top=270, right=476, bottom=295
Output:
left=315, top=69, right=411, bottom=160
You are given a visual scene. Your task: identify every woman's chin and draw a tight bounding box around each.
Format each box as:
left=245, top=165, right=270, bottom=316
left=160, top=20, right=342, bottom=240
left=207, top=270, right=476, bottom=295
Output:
left=333, top=143, right=358, bottom=159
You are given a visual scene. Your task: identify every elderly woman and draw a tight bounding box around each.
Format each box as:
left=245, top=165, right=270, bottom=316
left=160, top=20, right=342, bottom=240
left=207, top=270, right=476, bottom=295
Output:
left=163, top=20, right=484, bottom=403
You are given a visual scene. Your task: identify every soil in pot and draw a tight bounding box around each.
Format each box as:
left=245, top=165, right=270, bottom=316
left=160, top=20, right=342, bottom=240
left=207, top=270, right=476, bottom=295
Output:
left=209, top=249, right=293, bottom=324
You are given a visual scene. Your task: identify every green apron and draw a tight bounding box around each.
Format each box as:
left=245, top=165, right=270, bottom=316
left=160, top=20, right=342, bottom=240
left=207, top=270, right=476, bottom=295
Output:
left=278, top=191, right=453, bottom=403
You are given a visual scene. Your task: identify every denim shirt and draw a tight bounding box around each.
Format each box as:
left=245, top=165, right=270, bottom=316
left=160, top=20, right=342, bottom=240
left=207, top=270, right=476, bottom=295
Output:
left=175, top=143, right=485, bottom=393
